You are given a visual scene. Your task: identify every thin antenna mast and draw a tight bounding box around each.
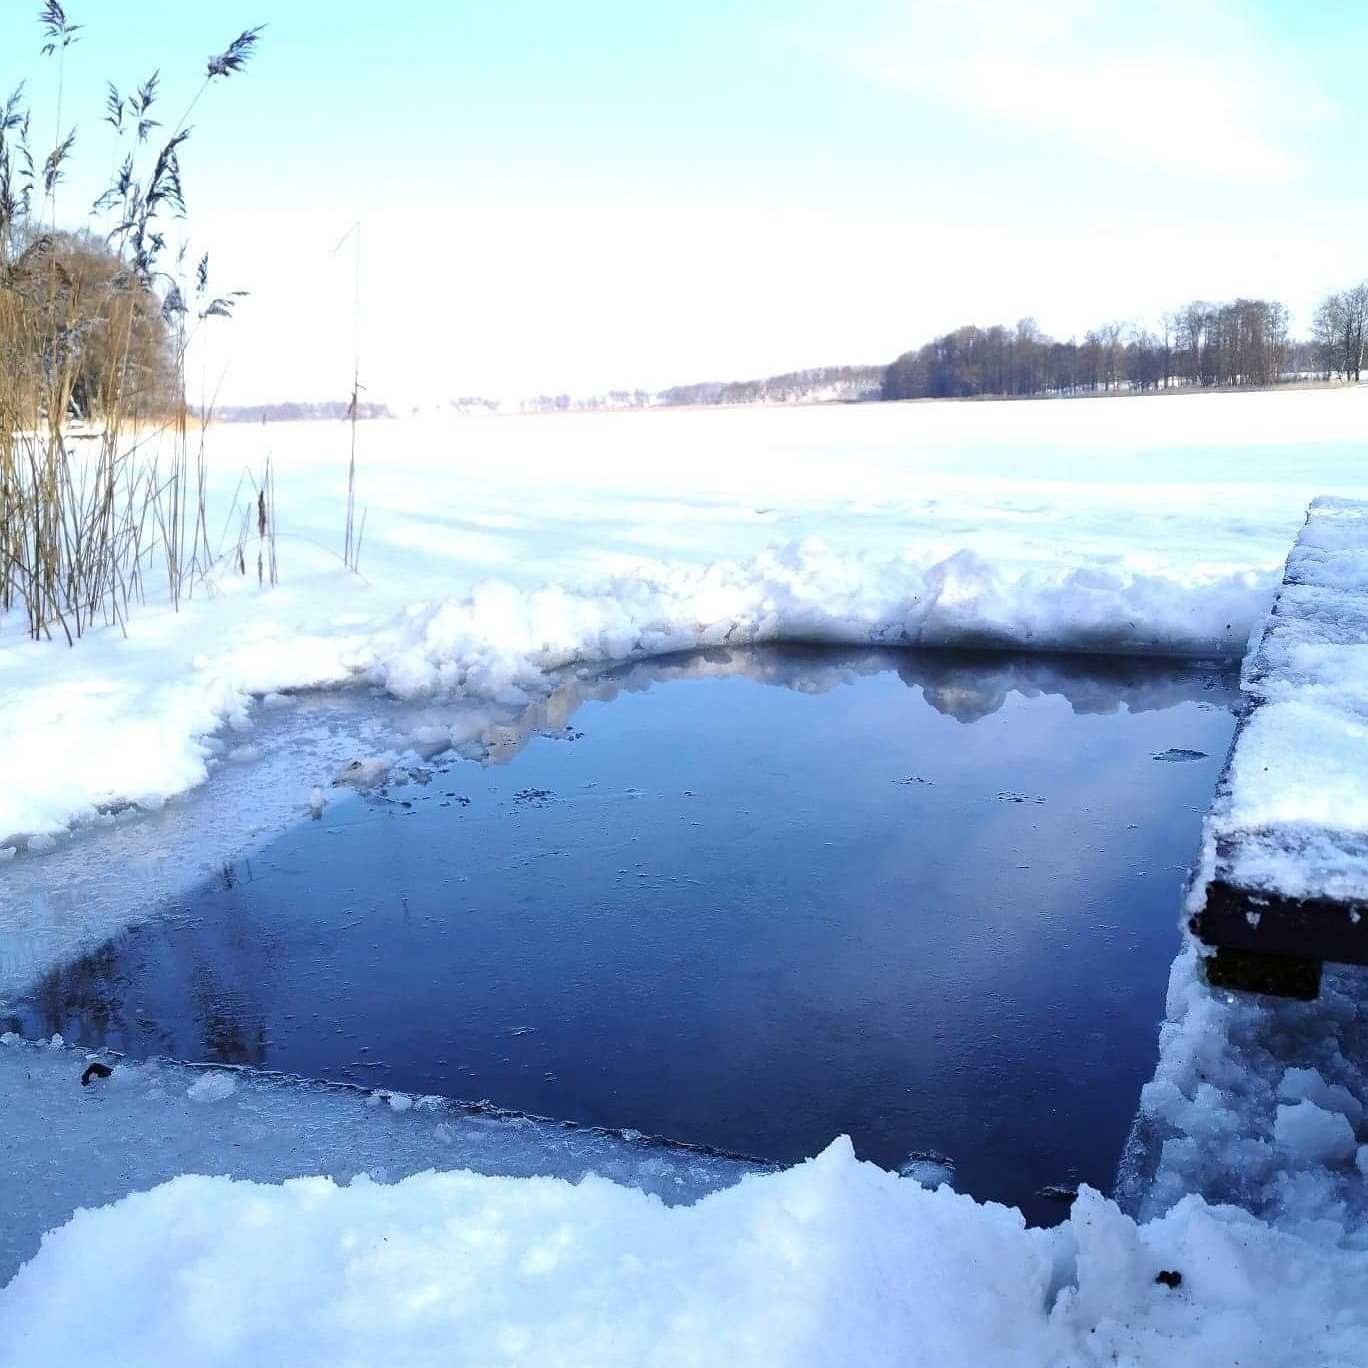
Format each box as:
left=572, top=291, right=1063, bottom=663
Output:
left=333, top=221, right=362, bottom=570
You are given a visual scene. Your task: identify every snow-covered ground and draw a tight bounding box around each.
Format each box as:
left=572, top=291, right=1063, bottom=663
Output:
left=4, top=1030, right=1368, bottom=1366
left=5, top=386, right=1367, bottom=851
left=5, top=387, right=1368, bottom=1364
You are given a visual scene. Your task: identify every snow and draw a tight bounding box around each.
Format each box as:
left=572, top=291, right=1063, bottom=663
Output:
left=7, top=387, right=1368, bottom=849
left=4, top=1130, right=1368, bottom=1367
left=898, top=1151, right=957, bottom=1189
left=186, top=1071, right=238, bottom=1103
left=1274, top=1102, right=1358, bottom=1165
left=0, top=1033, right=761, bottom=1286
left=1278, top=1067, right=1365, bottom=1123
left=1201, top=497, right=1368, bottom=903
left=1121, top=946, right=1368, bottom=1243
left=6, top=388, right=1368, bottom=1362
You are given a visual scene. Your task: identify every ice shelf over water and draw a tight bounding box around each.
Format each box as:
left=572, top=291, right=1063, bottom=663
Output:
left=0, top=1034, right=763, bottom=1287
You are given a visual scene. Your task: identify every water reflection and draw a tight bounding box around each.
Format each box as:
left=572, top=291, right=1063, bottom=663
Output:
left=402, top=646, right=1237, bottom=772
left=4, top=647, right=1240, bottom=1225
left=5, top=646, right=1231, bottom=1004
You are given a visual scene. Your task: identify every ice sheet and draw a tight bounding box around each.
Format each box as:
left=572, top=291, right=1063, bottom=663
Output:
left=0, top=1033, right=762, bottom=1287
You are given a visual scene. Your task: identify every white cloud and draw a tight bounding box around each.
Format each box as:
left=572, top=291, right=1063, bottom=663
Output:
left=835, top=0, right=1329, bottom=185
left=955, top=53, right=1290, bottom=183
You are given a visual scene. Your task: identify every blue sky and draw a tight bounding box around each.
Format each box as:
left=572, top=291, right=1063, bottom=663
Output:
left=3, top=0, right=1367, bottom=404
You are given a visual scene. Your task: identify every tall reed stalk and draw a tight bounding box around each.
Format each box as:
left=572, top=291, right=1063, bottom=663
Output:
left=0, top=10, right=263, bottom=642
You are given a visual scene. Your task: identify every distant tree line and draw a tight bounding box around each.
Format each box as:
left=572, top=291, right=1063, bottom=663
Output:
left=443, top=282, right=1368, bottom=417
left=656, top=365, right=884, bottom=408
left=884, top=287, right=1368, bottom=402
left=511, top=366, right=884, bottom=413
left=209, top=400, right=394, bottom=423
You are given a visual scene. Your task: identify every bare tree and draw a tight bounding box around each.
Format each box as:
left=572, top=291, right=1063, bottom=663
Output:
left=1312, top=294, right=1344, bottom=379
left=1312, top=286, right=1366, bottom=382
left=1342, top=285, right=1368, bottom=382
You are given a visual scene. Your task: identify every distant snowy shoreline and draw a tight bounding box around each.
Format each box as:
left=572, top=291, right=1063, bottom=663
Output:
left=225, top=373, right=1356, bottom=423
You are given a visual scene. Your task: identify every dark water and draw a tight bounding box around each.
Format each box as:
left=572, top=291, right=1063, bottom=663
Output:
left=10, top=647, right=1239, bottom=1224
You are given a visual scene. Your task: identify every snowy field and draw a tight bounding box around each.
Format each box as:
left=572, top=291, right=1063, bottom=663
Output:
left=5, top=387, right=1368, bottom=1364
left=5, top=385, right=1368, bottom=851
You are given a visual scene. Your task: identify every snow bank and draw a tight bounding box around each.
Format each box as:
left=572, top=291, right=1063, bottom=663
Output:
left=0, top=539, right=1267, bottom=848
left=359, top=543, right=1266, bottom=699
left=5, top=1133, right=1368, bottom=1367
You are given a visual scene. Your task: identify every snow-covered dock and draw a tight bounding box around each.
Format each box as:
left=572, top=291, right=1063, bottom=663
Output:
left=1191, top=497, right=1368, bottom=988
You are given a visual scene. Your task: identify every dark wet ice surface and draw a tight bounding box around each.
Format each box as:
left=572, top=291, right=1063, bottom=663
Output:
left=8, top=647, right=1241, bottom=1225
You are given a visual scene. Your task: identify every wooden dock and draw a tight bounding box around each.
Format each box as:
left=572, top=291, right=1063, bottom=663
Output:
left=1190, top=498, right=1368, bottom=996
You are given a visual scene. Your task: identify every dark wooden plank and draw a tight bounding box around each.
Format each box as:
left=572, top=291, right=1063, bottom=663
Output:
left=1192, top=880, right=1368, bottom=966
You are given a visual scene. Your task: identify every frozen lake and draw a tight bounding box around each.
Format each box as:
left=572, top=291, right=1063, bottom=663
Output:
left=7, top=647, right=1239, bottom=1224
left=11, top=386, right=1368, bottom=849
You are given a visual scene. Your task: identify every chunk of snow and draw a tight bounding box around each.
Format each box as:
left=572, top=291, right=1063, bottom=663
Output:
left=897, top=1151, right=957, bottom=1189
left=1273, top=1102, right=1357, bottom=1166
left=186, top=1072, right=237, bottom=1104
left=1278, top=1067, right=1365, bottom=1125
left=334, top=754, right=394, bottom=788
left=1123, top=945, right=1368, bottom=1237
